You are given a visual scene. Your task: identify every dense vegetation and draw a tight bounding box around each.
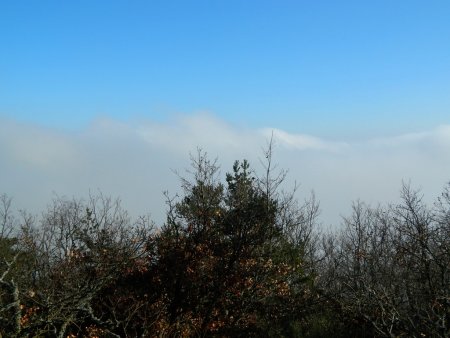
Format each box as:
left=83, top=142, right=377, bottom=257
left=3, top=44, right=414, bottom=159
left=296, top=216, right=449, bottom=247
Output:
left=1, top=150, right=449, bottom=337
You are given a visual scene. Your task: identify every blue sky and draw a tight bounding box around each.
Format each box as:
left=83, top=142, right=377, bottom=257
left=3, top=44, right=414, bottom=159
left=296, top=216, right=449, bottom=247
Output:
left=1, top=1, right=450, bottom=225
left=1, top=1, right=449, bottom=138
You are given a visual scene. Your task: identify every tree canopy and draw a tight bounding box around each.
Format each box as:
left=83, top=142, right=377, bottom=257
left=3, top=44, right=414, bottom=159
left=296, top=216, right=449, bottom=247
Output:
left=0, top=151, right=448, bottom=337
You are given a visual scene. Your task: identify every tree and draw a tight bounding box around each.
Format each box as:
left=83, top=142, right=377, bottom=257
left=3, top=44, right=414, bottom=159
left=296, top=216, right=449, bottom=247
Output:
left=0, top=194, right=152, bottom=337
left=0, top=194, right=21, bottom=335
left=133, top=149, right=321, bottom=336
left=320, top=183, right=450, bottom=337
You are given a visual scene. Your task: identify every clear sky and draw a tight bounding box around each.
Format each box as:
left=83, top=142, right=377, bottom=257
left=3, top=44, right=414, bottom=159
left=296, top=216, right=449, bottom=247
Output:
left=1, top=1, right=450, bottom=226
left=2, top=1, right=449, bottom=138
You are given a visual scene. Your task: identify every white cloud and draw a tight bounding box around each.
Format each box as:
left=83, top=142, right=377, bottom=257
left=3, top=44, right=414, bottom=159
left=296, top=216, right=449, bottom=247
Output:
left=368, top=126, right=450, bottom=148
left=1, top=113, right=449, bottom=228
left=262, top=128, right=348, bottom=152
left=136, top=112, right=251, bottom=152
left=0, top=119, right=81, bottom=171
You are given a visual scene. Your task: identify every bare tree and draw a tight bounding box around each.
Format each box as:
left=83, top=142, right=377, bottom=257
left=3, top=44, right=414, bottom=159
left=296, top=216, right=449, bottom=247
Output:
left=0, top=194, right=22, bottom=335
left=320, top=183, right=450, bottom=337
left=0, top=194, right=152, bottom=337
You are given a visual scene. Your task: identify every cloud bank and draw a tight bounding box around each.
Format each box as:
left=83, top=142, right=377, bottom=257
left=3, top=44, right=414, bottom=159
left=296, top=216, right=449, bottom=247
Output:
left=1, top=113, right=449, bottom=227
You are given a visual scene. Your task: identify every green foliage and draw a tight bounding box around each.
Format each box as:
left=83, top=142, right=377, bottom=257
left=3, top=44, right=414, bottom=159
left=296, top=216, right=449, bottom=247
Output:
left=142, top=153, right=318, bottom=336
